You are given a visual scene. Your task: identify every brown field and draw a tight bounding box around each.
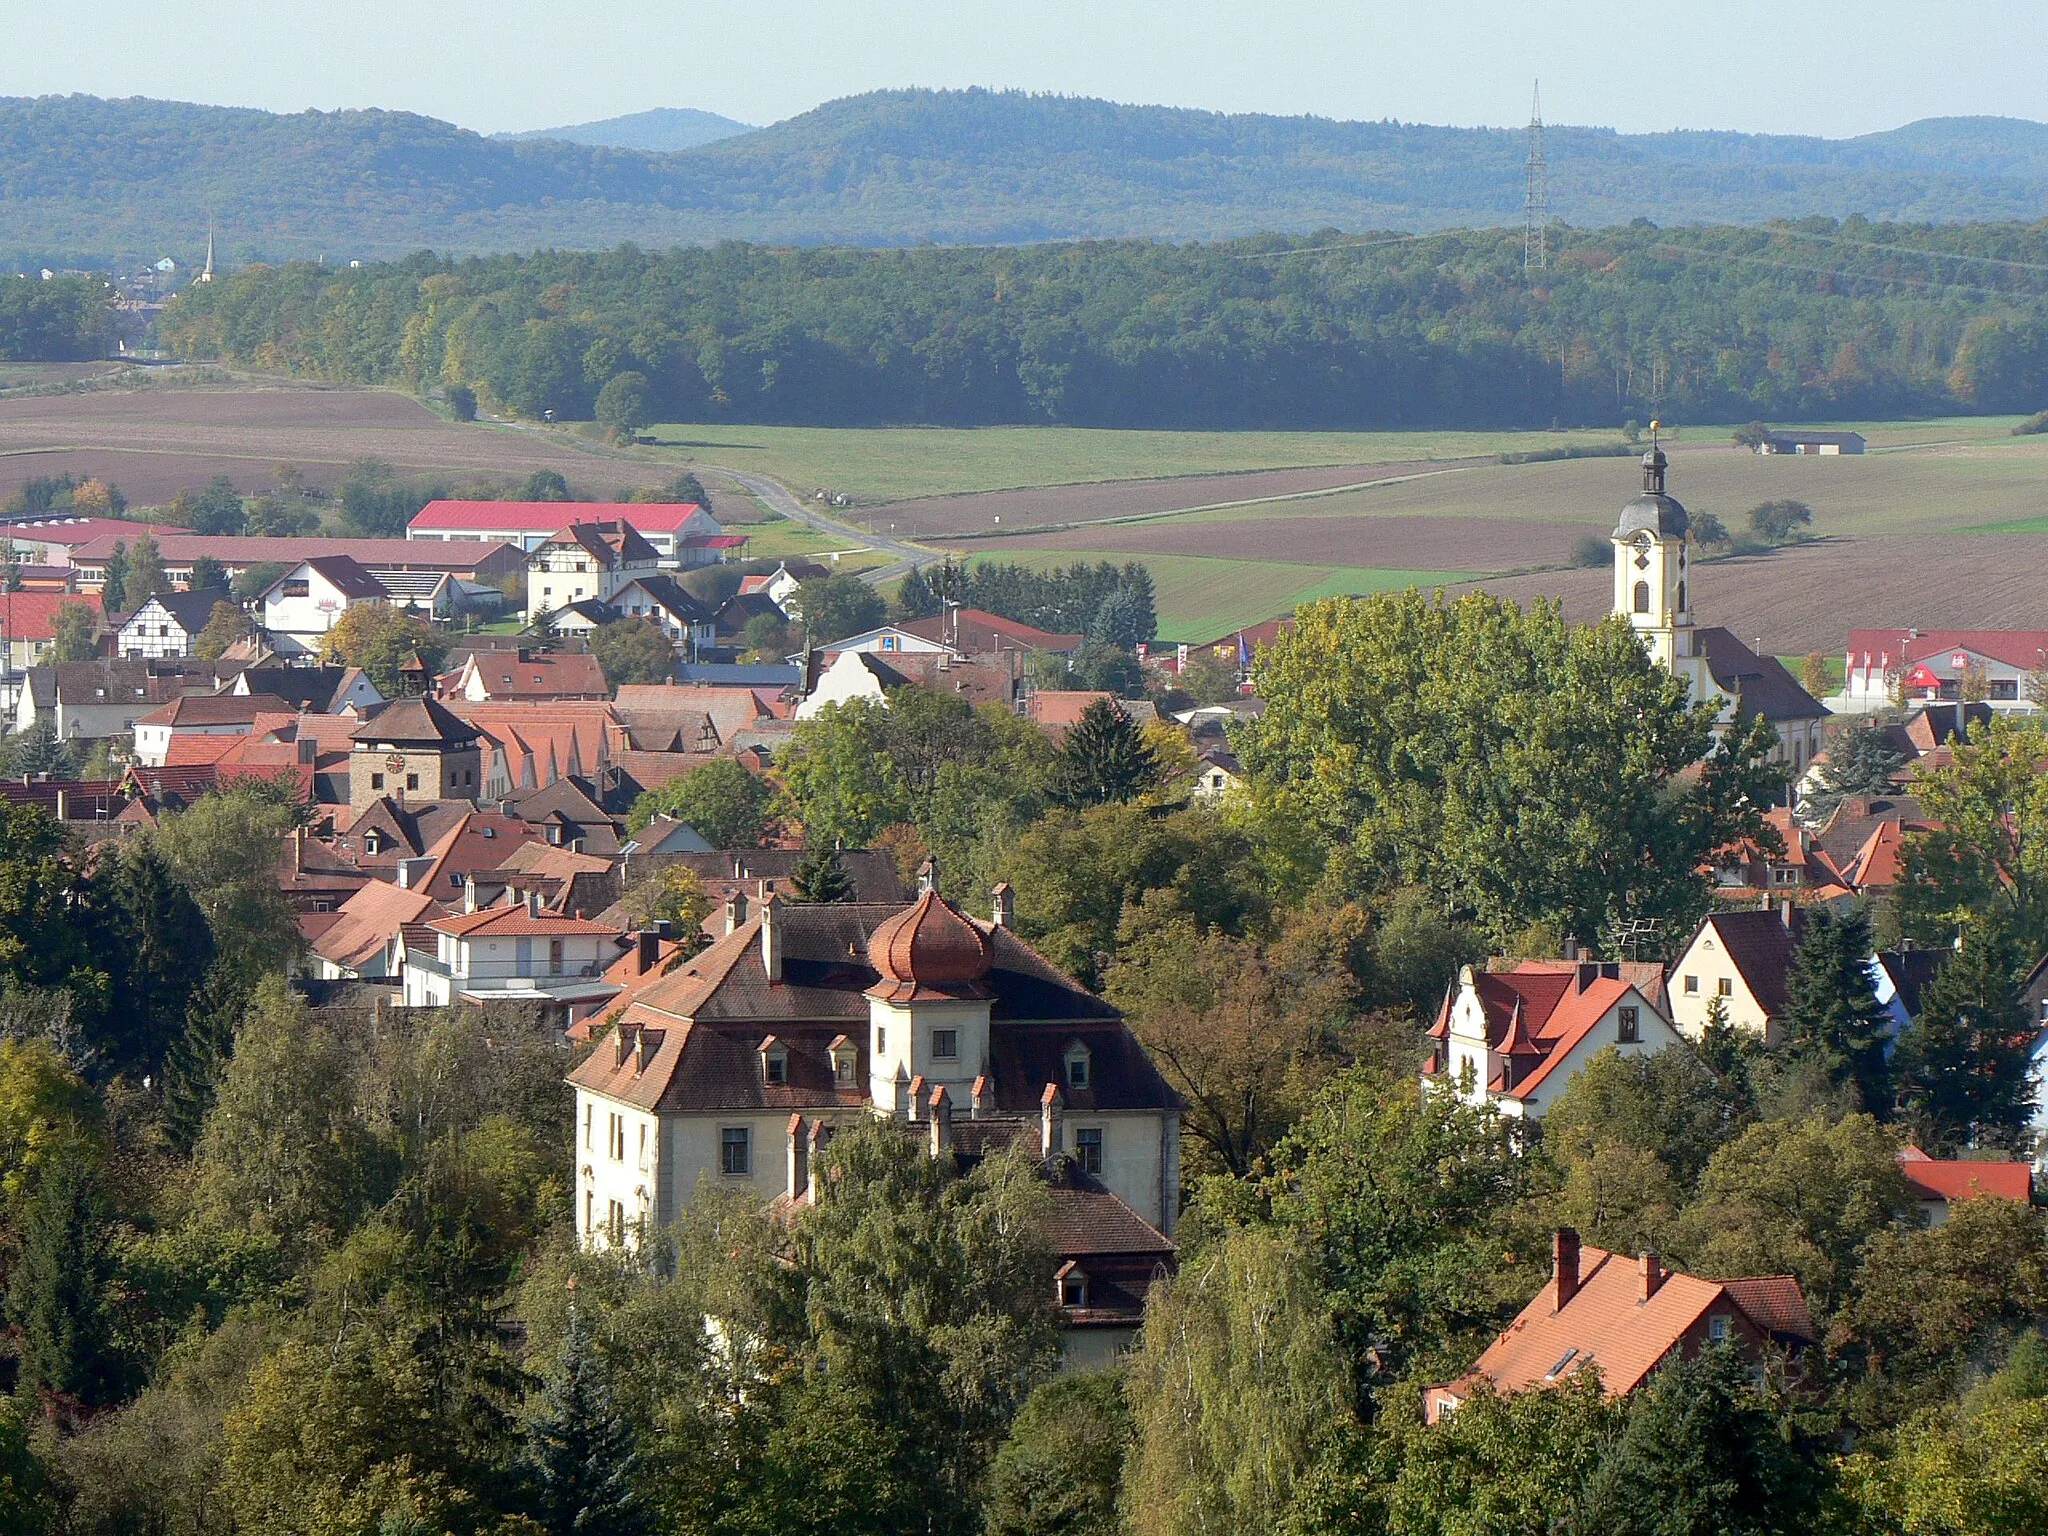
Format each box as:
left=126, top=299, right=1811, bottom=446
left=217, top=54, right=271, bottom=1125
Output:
left=0, top=382, right=674, bottom=506
left=962, top=511, right=1593, bottom=573
left=1457, top=533, right=2048, bottom=655
left=859, top=459, right=1484, bottom=538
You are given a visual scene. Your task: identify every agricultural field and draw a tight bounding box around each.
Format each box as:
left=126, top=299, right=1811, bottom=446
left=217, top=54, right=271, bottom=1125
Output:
left=640, top=421, right=1629, bottom=504
left=0, top=381, right=671, bottom=508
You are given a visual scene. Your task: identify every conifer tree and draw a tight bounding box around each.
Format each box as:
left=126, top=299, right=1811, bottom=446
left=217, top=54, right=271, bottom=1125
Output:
left=895, top=563, right=941, bottom=621
left=97, top=841, right=216, bottom=1078
left=1779, top=906, right=1892, bottom=1112
left=99, top=542, right=127, bottom=614
left=1048, top=699, right=1158, bottom=809
left=8, top=1140, right=124, bottom=1409
left=1118, top=561, right=1157, bottom=645
left=124, top=532, right=169, bottom=606
left=1894, top=931, right=2035, bottom=1152
left=790, top=844, right=856, bottom=903
left=528, top=1308, right=647, bottom=1536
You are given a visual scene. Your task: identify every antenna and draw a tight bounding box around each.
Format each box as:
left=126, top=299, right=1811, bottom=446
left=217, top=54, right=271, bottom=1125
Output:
left=1523, top=81, right=1548, bottom=283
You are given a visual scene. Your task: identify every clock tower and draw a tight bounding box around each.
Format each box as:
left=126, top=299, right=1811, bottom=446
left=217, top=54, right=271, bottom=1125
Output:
left=1612, top=430, right=1713, bottom=706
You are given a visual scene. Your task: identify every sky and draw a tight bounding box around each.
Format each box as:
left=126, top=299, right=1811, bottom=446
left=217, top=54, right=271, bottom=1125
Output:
left=3, top=0, right=2045, bottom=139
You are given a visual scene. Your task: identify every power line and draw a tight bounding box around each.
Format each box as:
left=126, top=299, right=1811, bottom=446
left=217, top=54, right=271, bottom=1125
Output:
left=1227, top=233, right=1425, bottom=261
left=1765, top=228, right=2048, bottom=278
left=1648, top=241, right=2047, bottom=302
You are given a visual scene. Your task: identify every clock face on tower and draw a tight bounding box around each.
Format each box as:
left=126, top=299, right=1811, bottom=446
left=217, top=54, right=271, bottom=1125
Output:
left=1633, top=532, right=1652, bottom=570
left=385, top=753, right=407, bottom=773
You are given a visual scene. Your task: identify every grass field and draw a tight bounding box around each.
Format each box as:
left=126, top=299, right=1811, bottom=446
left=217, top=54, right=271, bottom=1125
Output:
left=974, top=548, right=1474, bottom=642
left=641, top=423, right=1635, bottom=503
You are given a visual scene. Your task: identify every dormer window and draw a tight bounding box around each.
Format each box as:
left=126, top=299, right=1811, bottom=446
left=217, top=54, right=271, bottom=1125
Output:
left=1065, top=1042, right=1091, bottom=1090
left=760, top=1036, right=788, bottom=1086
left=1056, top=1262, right=1089, bottom=1309
left=828, top=1034, right=857, bottom=1085
left=362, top=829, right=383, bottom=855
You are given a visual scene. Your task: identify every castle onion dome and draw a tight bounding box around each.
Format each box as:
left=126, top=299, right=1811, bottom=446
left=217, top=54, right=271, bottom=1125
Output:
left=866, top=889, right=994, bottom=1000
left=1613, top=444, right=1689, bottom=540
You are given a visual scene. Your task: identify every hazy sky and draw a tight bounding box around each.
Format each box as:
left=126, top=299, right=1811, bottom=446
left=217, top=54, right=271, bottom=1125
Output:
left=4, top=0, right=2043, bottom=139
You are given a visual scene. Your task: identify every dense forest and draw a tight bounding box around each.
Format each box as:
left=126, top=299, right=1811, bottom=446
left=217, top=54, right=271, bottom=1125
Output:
left=158, top=220, right=2048, bottom=427
left=12, top=91, right=2048, bottom=264
left=0, top=274, right=111, bottom=360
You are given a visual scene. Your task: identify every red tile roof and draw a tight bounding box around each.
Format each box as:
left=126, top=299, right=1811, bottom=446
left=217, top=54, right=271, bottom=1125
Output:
left=1847, top=628, right=2048, bottom=675
left=311, top=880, right=445, bottom=971
left=897, top=608, right=1084, bottom=653
left=1427, top=964, right=1651, bottom=1098
left=0, top=590, right=101, bottom=640
left=431, top=904, right=624, bottom=938
left=1896, top=1146, right=2034, bottom=1204
left=459, top=651, right=609, bottom=700
left=68, top=532, right=518, bottom=571
left=136, top=692, right=294, bottom=728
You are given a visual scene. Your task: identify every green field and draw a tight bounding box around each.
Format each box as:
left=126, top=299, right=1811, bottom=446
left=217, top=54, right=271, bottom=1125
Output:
left=733, top=514, right=886, bottom=570
left=975, top=549, right=1474, bottom=643
left=643, top=422, right=1634, bottom=503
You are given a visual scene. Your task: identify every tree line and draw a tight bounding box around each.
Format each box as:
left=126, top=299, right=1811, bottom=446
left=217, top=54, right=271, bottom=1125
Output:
left=153, top=220, right=2048, bottom=428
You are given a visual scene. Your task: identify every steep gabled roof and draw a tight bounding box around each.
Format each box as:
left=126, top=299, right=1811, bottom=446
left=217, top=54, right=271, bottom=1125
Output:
left=1689, top=910, right=1803, bottom=1018
left=311, top=880, right=444, bottom=971
left=1896, top=1145, right=2033, bottom=1204
left=123, top=586, right=234, bottom=636
left=1696, top=627, right=1829, bottom=724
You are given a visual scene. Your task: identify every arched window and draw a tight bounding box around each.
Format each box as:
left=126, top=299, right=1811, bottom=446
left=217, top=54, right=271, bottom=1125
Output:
left=1676, top=581, right=1686, bottom=612
left=1632, top=580, right=1651, bottom=614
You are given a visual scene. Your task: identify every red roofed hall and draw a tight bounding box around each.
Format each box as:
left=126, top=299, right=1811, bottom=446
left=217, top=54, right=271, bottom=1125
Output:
left=1424, top=1229, right=1815, bottom=1423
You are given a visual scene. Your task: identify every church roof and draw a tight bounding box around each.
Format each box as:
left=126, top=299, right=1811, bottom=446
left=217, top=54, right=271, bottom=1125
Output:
left=1612, top=446, right=1689, bottom=539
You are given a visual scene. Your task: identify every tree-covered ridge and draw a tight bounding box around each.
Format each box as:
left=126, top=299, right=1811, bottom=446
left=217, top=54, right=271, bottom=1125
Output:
left=159, top=219, right=2048, bottom=427
left=15, top=91, right=2048, bottom=264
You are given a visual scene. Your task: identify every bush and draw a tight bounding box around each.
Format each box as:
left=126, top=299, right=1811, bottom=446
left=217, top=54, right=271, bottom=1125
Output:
left=2012, top=409, right=2048, bottom=436
left=1571, top=533, right=1609, bottom=568
left=445, top=383, right=477, bottom=421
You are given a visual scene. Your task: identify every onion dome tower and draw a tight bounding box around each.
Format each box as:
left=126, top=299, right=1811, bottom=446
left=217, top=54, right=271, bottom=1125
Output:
left=865, top=888, right=996, bottom=1113
left=1611, top=425, right=1711, bottom=704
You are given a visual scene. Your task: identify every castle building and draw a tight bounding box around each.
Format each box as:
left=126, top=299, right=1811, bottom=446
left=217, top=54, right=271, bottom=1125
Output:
left=347, top=695, right=483, bottom=812
left=1611, top=442, right=1828, bottom=776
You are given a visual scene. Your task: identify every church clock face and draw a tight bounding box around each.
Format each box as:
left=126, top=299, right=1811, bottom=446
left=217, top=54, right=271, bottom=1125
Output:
left=1632, top=532, right=1653, bottom=570
left=386, top=753, right=407, bottom=773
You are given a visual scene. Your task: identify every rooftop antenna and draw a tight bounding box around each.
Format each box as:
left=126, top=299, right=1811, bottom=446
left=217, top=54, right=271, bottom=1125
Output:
left=1523, top=81, right=1548, bottom=283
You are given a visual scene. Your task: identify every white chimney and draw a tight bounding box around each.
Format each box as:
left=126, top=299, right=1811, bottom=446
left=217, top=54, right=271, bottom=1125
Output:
left=1040, top=1083, right=1064, bottom=1157
left=724, top=888, right=748, bottom=935
left=462, top=874, right=479, bottom=914
left=991, top=881, right=1014, bottom=928
left=760, top=892, right=784, bottom=982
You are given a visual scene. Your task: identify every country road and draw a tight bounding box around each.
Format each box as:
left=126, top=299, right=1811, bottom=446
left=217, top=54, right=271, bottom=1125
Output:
left=706, top=466, right=933, bottom=584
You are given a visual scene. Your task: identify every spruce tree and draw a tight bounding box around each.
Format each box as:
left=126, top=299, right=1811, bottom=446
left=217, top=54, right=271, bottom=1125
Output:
left=8, top=1141, right=123, bottom=1409
left=1894, top=931, right=2035, bottom=1152
left=1048, top=699, right=1158, bottom=808
left=100, top=543, right=127, bottom=614
left=528, top=1309, right=647, bottom=1536
left=98, top=842, right=216, bottom=1078
left=1778, top=906, right=1892, bottom=1112
left=1118, top=562, right=1158, bottom=645
left=0, top=719, right=78, bottom=779
left=895, top=564, right=941, bottom=621
left=161, top=966, right=246, bottom=1153
left=790, top=845, right=856, bottom=903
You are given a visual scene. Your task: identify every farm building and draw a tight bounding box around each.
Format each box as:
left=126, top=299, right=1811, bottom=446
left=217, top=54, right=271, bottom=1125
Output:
left=408, top=501, right=740, bottom=566
left=1757, top=430, right=1865, bottom=455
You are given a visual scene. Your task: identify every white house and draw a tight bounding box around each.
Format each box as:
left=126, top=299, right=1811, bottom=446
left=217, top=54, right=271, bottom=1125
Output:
left=399, top=892, right=623, bottom=1027
left=1425, top=960, right=1686, bottom=1118
left=525, top=522, right=663, bottom=626
left=116, top=588, right=234, bottom=660
left=566, top=878, right=1183, bottom=1360
left=412, top=501, right=728, bottom=565
left=608, top=574, right=716, bottom=656
left=255, top=555, right=390, bottom=657
left=131, top=689, right=295, bottom=766
left=1667, top=909, right=1803, bottom=1045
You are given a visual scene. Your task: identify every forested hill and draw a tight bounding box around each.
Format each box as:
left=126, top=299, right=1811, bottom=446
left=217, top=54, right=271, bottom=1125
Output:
left=10, top=90, right=2048, bottom=267
left=157, top=222, right=2048, bottom=429
left=493, top=106, right=756, bottom=152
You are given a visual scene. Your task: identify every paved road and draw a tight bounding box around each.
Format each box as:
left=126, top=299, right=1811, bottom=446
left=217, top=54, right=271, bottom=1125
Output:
left=707, top=466, right=933, bottom=584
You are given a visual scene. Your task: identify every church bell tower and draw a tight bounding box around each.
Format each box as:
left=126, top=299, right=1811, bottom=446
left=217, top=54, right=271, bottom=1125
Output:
left=1611, top=426, right=1712, bottom=704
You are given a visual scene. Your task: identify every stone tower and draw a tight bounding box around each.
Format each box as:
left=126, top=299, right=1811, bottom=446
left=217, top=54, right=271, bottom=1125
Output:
left=1611, top=432, right=1712, bottom=706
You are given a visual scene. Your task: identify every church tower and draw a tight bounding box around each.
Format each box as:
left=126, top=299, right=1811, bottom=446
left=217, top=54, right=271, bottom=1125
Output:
left=1612, top=428, right=1712, bottom=705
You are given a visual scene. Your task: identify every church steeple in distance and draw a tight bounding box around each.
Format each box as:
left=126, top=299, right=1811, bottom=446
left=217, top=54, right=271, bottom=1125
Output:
left=199, top=223, right=215, bottom=284
left=1611, top=421, right=1711, bottom=703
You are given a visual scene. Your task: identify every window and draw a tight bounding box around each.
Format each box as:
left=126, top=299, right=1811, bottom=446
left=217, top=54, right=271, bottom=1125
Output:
left=1632, top=580, right=1650, bottom=614
left=931, top=1028, right=958, bottom=1060
left=405, top=773, right=419, bottom=791
left=1061, top=1271, right=1089, bottom=1307
left=1074, top=1127, right=1103, bottom=1176
left=370, top=772, right=385, bottom=790
left=608, top=1199, right=625, bottom=1246
left=764, top=1050, right=787, bottom=1085
left=1717, top=978, right=1733, bottom=998
left=1991, top=678, right=2019, bottom=700
left=1707, top=1314, right=1730, bottom=1343
left=1675, top=580, right=1685, bottom=611
left=583, top=1103, right=592, bottom=1150
left=549, top=938, right=565, bottom=972
left=585, top=1189, right=594, bottom=1233
left=874, top=1026, right=886, bottom=1055
left=637, top=1124, right=645, bottom=1162
left=1617, top=1006, right=1640, bottom=1044
left=1065, top=1043, right=1091, bottom=1089
left=1683, top=974, right=1699, bottom=995
left=721, top=1127, right=751, bottom=1176
left=834, top=1052, right=853, bottom=1084
left=609, top=1114, right=624, bottom=1161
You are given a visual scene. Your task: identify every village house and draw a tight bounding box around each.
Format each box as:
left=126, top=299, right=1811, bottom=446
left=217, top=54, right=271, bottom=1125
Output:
left=131, top=690, right=296, bottom=766
left=1666, top=908, right=1803, bottom=1044
left=68, top=532, right=524, bottom=592
left=524, top=522, right=664, bottom=626
left=451, top=649, right=610, bottom=704
left=566, top=875, right=1182, bottom=1358
left=409, top=500, right=733, bottom=565
left=115, top=587, right=233, bottom=660
left=399, top=890, right=624, bottom=1027
left=796, top=648, right=1023, bottom=719
left=605, top=574, right=717, bottom=656
left=0, top=591, right=99, bottom=672
left=254, top=555, right=391, bottom=656
left=1423, top=1229, right=1814, bottom=1422
left=1756, top=429, right=1865, bottom=455
left=1424, top=961, right=1686, bottom=1117
left=13, top=657, right=242, bottom=741
left=1894, top=1145, right=2034, bottom=1225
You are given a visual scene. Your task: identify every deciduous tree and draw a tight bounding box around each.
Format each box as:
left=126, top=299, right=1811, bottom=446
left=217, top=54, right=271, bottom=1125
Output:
left=49, top=598, right=96, bottom=661
left=588, top=617, right=675, bottom=687
left=628, top=757, right=773, bottom=846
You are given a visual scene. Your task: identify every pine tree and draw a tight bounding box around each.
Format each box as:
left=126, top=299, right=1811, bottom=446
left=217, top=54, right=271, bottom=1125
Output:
left=8, top=1141, right=124, bottom=1410
left=528, top=1309, right=647, bottom=1536
left=790, top=845, right=856, bottom=903
left=1778, top=906, right=1892, bottom=1112
left=161, top=966, right=245, bottom=1153
left=1118, top=562, right=1157, bottom=645
left=895, top=564, right=941, bottom=621
left=100, top=543, right=127, bottom=615
left=0, top=719, right=79, bottom=779
left=1048, top=699, right=1158, bottom=808
left=1894, top=932, right=2036, bottom=1152
left=1087, top=589, right=1142, bottom=649
left=98, top=842, right=216, bottom=1078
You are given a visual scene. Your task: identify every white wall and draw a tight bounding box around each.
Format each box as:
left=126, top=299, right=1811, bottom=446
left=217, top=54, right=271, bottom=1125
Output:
left=795, top=652, right=886, bottom=720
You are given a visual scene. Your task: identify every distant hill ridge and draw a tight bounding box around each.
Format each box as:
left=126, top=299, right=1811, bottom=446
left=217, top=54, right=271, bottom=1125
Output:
left=7, top=88, right=2048, bottom=266
left=494, top=106, right=755, bottom=151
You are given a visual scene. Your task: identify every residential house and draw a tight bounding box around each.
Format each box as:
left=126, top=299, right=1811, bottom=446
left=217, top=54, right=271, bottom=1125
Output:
left=566, top=879, right=1182, bottom=1354
left=225, top=664, right=384, bottom=715
left=400, top=891, right=624, bottom=1026
left=1027, top=691, right=1159, bottom=740
left=115, top=588, right=234, bottom=660
left=409, top=500, right=728, bottom=565
left=712, top=590, right=793, bottom=649
left=525, top=522, right=663, bottom=626
left=1191, top=745, right=1244, bottom=802
left=132, top=690, right=295, bottom=766
left=796, top=648, right=1023, bottom=720
left=1424, top=961, right=1686, bottom=1118
left=606, top=574, right=716, bottom=656
left=303, top=878, right=444, bottom=980
left=451, top=649, right=610, bottom=704
left=0, top=591, right=100, bottom=672
left=1895, top=1145, right=2033, bottom=1225
left=1710, top=808, right=1856, bottom=908
left=504, top=772, right=637, bottom=857
left=12, top=658, right=242, bottom=740
left=737, top=561, right=827, bottom=611
left=1667, top=909, right=1804, bottom=1044
left=254, top=556, right=390, bottom=656
left=69, top=533, right=523, bottom=591
left=827, top=609, right=1084, bottom=660
left=1423, top=1229, right=1814, bottom=1422
left=1841, top=630, right=2048, bottom=714
left=1870, top=948, right=1947, bottom=1039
